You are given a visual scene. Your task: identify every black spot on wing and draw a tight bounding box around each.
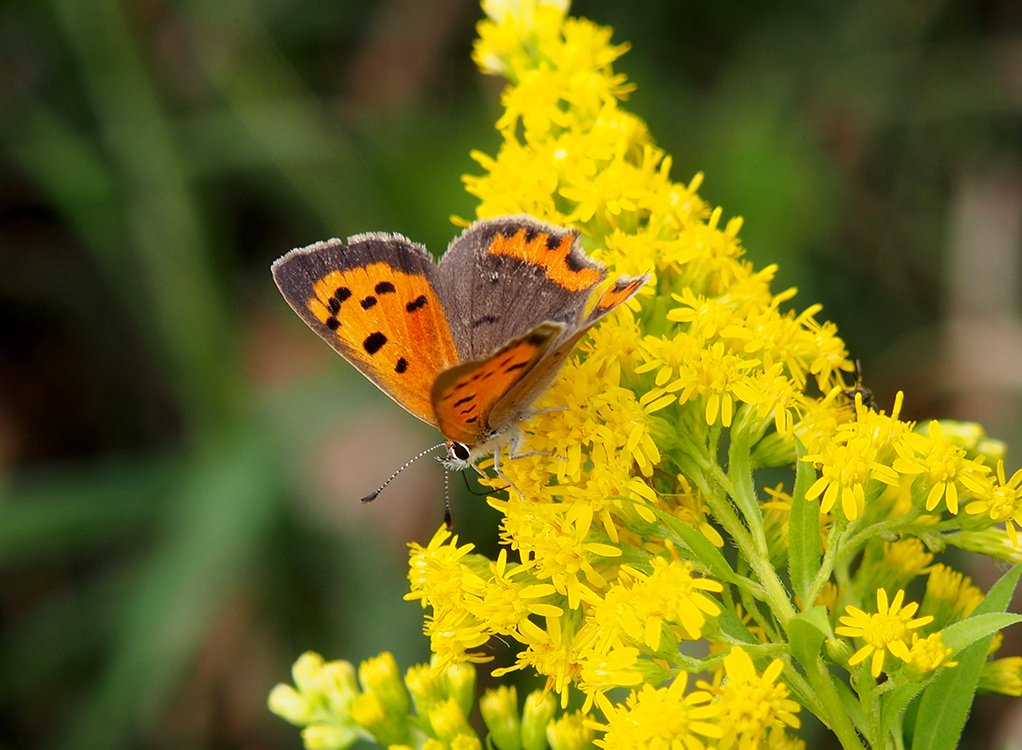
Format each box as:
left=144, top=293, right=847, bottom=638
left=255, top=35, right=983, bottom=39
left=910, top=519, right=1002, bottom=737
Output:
left=471, top=314, right=500, bottom=328
left=335, top=287, right=352, bottom=302
left=326, top=317, right=339, bottom=330
left=360, top=295, right=377, bottom=310
left=563, top=249, right=587, bottom=272
left=395, top=357, right=408, bottom=373
left=406, top=295, right=428, bottom=312
left=363, top=332, right=387, bottom=355
left=375, top=281, right=396, bottom=295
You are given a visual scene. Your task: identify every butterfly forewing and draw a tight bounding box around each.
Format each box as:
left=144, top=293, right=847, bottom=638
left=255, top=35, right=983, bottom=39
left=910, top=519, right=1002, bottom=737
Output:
left=436, top=216, right=606, bottom=361
left=272, top=234, right=458, bottom=426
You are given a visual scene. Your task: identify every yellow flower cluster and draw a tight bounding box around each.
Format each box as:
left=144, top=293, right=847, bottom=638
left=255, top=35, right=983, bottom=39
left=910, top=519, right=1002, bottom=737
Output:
left=272, top=1, right=1022, bottom=748
left=418, top=1, right=1022, bottom=747
left=269, top=651, right=571, bottom=750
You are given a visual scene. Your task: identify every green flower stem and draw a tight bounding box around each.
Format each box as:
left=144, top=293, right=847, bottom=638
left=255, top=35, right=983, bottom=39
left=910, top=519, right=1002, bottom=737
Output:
left=728, top=417, right=766, bottom=539
left=752, top=554, right=798, bottom=628
left=803, top=655, right=867, bottom=749
left=806, top=517, right=849, bottom=607
left=675, top=653, right=723, bottom=673
left=780, top=661, right=829, bottom=720
left=698, top=461, right=797, bottom=626
left=849, top=664, right=880, bottom=748
left=838, top=515, right=921, bottom=572
left=738, top=584, right=781, bottom=642
left=725, top=419, right=799, bottom=628
left=695, top=463, right=752, bottom=551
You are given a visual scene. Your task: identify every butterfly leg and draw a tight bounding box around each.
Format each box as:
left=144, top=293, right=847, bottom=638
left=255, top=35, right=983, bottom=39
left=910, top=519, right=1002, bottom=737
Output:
left=519, top=405, right=568, bottom=421
left=491, top=446, right=526, bottom=501
left=506, top=425, right=568, bottom=464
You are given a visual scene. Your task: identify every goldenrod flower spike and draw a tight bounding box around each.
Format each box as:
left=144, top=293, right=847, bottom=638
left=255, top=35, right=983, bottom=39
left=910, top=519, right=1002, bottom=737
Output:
left=272, top=2, right=1020, bottom=748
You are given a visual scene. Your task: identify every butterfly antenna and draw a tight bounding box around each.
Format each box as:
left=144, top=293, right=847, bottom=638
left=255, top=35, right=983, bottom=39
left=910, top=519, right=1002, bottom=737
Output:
left=361, top=441, right=448, bottom=504
left=443, top=469, right=453, bottom=529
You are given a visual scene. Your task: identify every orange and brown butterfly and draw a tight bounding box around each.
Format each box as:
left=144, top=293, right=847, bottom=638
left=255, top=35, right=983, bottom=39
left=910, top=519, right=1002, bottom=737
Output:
left=271, top=215, right=649, bottom=491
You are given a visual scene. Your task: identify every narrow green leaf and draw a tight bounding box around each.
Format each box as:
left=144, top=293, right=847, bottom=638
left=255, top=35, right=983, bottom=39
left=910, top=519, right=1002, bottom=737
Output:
left=727, top=411, right=763, bottom=528
left=881, top=611, right=1022, bottom=743
left=882, top=682, right=927, bottom=744
left=788, top=441, right=820, bottom=603
left=833, top=674, right=869, bottom=735
left=0, top=459, right=179, bottom=567
left=910, top=564, right=1022, bottom=750
left=645, top=504, right=738, bottom=584
left=940, top=612, right=1022, bottom=653
left=713, top=599, right=758, bottom=644
left=56, top=432, right=280, bottom=750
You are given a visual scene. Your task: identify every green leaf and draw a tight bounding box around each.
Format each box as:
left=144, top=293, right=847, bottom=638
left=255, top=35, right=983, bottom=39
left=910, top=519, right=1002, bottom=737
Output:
left=645, top=504, right=738, bottom=584
left=56, top=431, right=281, bottom=750
left=833, top=675, right=869, bottom=735
left=882, top=682, right=927, bottom=744
left=910, top=564, right=1022, bottom=750
left=941, top=612, right=1022, bottom=653
left=788, top=606, right=832, bottom=670
left=727, top=410, right=763, bottom=528
left=881, top=611, right=1022, bottom=743
left=0, top=459, right=178, bottom=567
left=788, top=441, right=820, bottom=603
left=713, top=599, right=758, bottom=644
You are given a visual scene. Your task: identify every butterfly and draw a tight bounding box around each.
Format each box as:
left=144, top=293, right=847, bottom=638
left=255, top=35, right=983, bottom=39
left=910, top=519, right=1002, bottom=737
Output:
left=272, top=215, right=648, bottom=499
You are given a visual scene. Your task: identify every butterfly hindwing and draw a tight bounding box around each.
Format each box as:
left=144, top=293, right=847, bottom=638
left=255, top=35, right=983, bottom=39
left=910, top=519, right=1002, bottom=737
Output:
left=486, top=272, right=650, bottom=431
left=430, top=321, right=563, bottom=445
left=272, top=234, right=458, bottom=426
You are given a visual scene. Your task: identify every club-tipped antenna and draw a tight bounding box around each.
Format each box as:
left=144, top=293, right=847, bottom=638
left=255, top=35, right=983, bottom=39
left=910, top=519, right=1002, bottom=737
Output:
left=443, top=469, right=453, bottom=529
left=361, top=441, right=448, bottom=504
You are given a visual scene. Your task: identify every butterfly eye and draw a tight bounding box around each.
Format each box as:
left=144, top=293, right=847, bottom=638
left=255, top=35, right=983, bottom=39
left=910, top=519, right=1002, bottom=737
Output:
left=451, top=442, right=471, bottom=462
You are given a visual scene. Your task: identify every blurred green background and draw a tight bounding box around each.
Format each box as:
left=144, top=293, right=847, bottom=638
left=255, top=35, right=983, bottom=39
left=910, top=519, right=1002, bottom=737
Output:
left=1, top=0, right=1020, bottom=748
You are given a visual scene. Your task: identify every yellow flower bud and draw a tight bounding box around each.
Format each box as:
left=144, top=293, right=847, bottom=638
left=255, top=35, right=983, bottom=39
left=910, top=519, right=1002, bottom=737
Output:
left=267, top=683, right=310, bottom=726
left=429, top=698, right=476, bottom=742
left=480, top=685, right=521, bottom=750
left=521, top=691, right=556, bottom=750
left=359, top=652, right=410, bottom=717
left=300, top=722, right=357, bottom=750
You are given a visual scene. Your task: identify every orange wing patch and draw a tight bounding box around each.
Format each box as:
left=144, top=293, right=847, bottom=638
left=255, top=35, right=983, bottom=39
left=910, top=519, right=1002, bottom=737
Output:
left=488, top=227, right=604, bottom=293
left=431, top=322, right=563, bottom=445
left=587, top=274, right=650, bottom=321
left=306, top=262, right=457, bottom=424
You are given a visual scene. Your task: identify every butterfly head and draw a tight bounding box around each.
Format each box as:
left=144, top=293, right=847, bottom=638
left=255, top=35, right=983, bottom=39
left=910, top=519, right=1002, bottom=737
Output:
left=439, top=440, right=473, bottom=471
left=438, top=422, right=516, bottom=471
